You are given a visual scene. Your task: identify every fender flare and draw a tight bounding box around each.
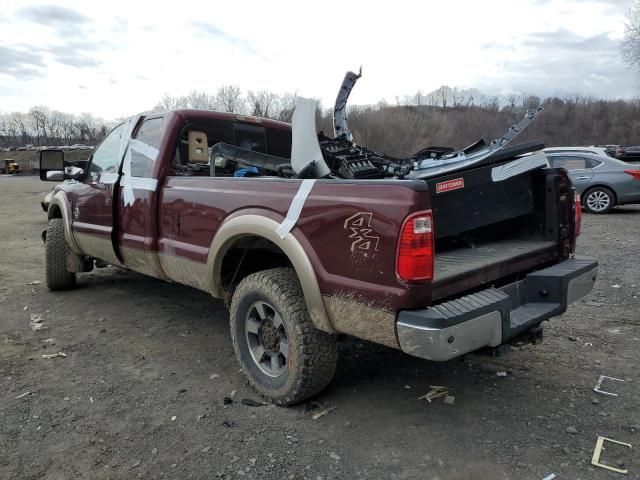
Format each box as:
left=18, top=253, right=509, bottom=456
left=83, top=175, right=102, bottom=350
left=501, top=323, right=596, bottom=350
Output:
left=205, top=214, right=336, bottom=333
left=47, top=191, right=82, bottom=255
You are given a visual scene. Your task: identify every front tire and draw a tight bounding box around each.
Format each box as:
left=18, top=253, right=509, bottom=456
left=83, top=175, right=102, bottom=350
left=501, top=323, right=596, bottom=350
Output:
left=230, top=268, right=337, bottom=405
left=583, top=187, right=615, bottom=214
left=45, top=218, right=76, bottom=290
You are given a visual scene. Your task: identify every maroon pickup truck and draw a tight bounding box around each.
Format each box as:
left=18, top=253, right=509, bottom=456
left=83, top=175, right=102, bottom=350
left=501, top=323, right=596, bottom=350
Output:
left=39, top=75, right=597, bottom=405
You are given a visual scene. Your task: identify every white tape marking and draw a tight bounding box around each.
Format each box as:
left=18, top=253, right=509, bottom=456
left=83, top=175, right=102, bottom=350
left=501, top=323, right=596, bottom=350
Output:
left=275, top=180, right=316, bottom=239
left=120, top=138, right=159, bottom=207
left=100, top=172, right=119, bottom=184
left=130, top=139, right=159, bottom=161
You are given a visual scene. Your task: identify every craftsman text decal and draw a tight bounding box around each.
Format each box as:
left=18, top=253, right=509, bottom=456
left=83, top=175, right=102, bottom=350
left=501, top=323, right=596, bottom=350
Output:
left=435, top=178, right=465, bottom=194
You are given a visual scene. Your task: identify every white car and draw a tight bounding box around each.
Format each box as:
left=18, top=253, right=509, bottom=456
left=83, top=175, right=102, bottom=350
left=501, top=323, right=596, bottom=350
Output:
left=543, top=146, right=612, bottom=158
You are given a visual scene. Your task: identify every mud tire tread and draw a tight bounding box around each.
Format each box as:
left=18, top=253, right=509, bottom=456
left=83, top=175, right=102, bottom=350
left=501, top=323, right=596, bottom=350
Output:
left=230, top=267, right=337, bottom=405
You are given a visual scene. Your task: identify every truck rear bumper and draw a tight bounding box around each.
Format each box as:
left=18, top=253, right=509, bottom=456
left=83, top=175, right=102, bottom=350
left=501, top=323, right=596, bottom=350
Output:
left=396, top=256, right=598, bottom=361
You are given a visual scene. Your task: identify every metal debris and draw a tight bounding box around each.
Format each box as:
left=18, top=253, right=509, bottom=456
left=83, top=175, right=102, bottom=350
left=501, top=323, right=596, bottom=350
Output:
left=42, top=352, right=66, bottom=359
left=496, top=371, right=508, bottom=377
left=241, top=398, right=266, bottom=407
left=593, top=375, right=624, bottom=396
left=29, top=314, right=45, bottom=331
left=28, top=280, right=41, bottom=285
left=16, top=391, right=31, bottom=399
left=419, top=386, right=449, bottom=403
left=312, top=406, right=336, bottom=420
left=591, top=436, right=632, bottom=474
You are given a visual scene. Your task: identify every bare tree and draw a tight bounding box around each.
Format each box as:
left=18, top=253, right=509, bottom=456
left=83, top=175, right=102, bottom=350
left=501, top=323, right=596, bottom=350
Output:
left=13, top=112, right=29, bottom=146
left=622, top=1, right=640, bottom=70
left=59, top=113, right=76, bottom=145
left=29, top=106, right=49, bottom=145
left=216, top=85, right=245, bottom=113
left=270, top=92, right=298, bottom=122
left=183, top=90, right=218, bottom=110
left=247, top=90, right=279, bottom=118
left=155, top=93, right=182, bottom=111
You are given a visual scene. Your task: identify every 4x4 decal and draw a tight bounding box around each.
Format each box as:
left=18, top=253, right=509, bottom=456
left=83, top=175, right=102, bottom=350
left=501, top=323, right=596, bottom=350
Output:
left=344, top=212, right=380, bottom=258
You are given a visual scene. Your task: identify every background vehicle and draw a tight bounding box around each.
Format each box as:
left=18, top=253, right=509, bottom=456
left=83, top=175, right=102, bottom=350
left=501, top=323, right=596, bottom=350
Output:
left=593, top=145, right=620, bottom=158
left=615, top=145, right=640, bottom=162
left=544, top=149, right=640, bottom=213
left=2, top=159, right=20, bottom=174
left=545, top=146, right=612, bottom=159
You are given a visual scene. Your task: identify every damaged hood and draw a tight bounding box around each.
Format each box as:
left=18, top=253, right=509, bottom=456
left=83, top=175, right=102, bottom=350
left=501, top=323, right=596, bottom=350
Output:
left=289, top=69, right=546, bottom=181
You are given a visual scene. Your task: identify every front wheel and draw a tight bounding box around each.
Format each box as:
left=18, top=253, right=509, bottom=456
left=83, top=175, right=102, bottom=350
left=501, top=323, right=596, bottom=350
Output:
left=230, top=268, right=337, bottom=405
left=45, top=218, right=76, bottom=290
left=583, top=187, right=615, bottom=214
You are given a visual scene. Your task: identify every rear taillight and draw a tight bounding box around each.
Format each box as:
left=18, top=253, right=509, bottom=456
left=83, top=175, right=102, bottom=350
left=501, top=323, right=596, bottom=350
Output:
left=396, top=210, right=434, bottom=283
left=574, top=192, right=582, bottom=237
left=624, top=169, right=640, bottom=180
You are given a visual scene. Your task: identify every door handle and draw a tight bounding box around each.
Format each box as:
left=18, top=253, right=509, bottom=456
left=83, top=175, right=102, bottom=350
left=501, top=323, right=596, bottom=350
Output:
left=576, top=176, right=590, bottom=180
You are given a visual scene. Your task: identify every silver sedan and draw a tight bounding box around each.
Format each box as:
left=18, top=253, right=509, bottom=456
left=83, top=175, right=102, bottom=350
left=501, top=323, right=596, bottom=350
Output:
left=544, top=149, right=640, bottom=213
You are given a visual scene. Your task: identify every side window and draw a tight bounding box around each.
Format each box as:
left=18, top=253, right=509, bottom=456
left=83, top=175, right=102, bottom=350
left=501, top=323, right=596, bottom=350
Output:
left=234, top=124, right=266, bottom=153
left=131, top=117, right=164, bottom=177
left=586, top=158, right=602, bottom=168
left=91, top=123, right=126, bottom=174
left=551, top=156, right=587, bottom=171
left=267, top=128, right=292, bottom=158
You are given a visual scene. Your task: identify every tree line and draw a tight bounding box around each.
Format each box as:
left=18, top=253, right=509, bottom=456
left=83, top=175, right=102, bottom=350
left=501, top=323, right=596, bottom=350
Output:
left=2, top=86, right=639, bottom=153
left=152, top=87, right=299, bottom=121
left=0, top=107, right=111, bottom=148
left=320, top=93, right=640, bottom=157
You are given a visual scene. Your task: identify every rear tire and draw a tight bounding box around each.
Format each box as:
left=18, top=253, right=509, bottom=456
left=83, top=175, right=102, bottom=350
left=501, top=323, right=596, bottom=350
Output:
left=230, top=267, right=337, bottom=405
left=583, top=187, right=615, bottom=214
left=45, top=218, right=76, bottom=290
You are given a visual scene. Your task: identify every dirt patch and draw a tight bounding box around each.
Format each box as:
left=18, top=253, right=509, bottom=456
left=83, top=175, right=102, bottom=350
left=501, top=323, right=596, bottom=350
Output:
left=1, top=177, right=638, bottom=479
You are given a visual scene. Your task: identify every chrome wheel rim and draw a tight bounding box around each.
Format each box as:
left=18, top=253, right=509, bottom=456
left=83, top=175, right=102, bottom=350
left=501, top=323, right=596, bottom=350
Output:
left=245, top=301, right=288, bottom=377
left=586, top=190, right=610, bottom=212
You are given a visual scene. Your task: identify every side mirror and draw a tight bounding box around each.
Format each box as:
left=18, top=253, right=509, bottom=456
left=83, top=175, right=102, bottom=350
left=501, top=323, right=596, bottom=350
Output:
left=40, top=149, right=64, bottom=181
left=39, top=149, right=86, bottom=181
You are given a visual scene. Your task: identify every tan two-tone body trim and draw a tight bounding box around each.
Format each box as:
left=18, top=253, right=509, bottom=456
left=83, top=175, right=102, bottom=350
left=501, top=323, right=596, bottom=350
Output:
left=47, top=191, right=82, bottom=255
left=206, top=214, right=336, bottom=333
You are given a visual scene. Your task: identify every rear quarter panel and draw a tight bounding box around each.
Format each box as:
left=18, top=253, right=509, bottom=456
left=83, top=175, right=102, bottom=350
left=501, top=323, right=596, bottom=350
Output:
left=158, top=177, right=431, bottom=347
left=590, top=164, right=640, bottom=203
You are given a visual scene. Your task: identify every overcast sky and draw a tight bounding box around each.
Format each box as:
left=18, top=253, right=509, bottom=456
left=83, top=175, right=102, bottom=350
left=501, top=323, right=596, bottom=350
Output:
left=0, top=0, right=637, bottom=119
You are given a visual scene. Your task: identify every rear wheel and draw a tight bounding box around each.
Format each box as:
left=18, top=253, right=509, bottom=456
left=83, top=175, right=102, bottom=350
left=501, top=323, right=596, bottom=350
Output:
left=583, top=187, right=615, bottom=214
left=230, top=267, right=337, bottom=405
left=45, top=218, right=76, bottom=290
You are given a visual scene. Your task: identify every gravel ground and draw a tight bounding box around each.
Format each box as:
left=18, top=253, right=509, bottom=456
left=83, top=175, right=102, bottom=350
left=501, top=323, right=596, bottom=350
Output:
left=1, top=176, right=638, bottom=480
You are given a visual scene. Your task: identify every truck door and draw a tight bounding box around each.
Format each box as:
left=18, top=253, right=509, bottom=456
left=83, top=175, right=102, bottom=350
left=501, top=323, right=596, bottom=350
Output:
left=71, top=123, right=128, bottom=265
left=115, top=115, right=168, bottom=279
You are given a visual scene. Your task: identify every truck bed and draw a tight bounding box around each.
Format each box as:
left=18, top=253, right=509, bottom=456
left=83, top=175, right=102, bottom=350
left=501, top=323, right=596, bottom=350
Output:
left=432, top=238, right=558, bottom=301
